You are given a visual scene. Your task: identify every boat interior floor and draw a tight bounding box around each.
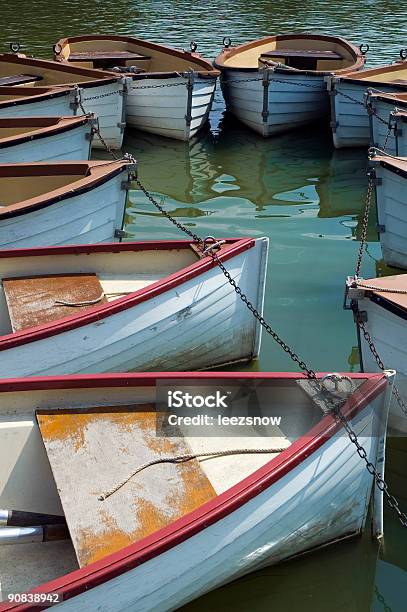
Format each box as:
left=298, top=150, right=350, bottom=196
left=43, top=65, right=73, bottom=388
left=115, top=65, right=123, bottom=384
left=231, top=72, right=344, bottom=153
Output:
left=0, top=172, right=91, bottom=207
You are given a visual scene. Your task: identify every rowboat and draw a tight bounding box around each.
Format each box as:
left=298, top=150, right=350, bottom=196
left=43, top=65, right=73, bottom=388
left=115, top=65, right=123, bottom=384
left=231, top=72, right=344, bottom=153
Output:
left=214, top=34, right=365, bottom=136
left=54, top=35, right=219, bottom=141
left=369, top=154, right=407, bottom=269
left=0, top=237, right=268, bottom=377
left=0, top=370, right=393, bottom=610
left=328, top=58, right=407, bottom=149
left=0, top=54, right=126, bottom=149
left=367, top=91, right=407, bottom=156
left=345, top=275, right=407, bottom=433
left=0, top=116, right=93, bottom=163
left=0, top=159, right=133, bottom=248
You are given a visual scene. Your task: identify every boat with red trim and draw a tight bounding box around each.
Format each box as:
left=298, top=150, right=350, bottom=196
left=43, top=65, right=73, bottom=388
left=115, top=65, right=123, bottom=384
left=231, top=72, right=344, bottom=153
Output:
left=0, top=370, right=393, bottom=610
left=0, top=237, right=268, bottom=376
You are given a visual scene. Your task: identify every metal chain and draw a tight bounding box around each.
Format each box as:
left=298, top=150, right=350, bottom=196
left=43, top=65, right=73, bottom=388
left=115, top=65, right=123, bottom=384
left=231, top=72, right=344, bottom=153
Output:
left=75, top=87, right=120, bottom=160
left=375, top=586, right=392, bottom=612
left=90, top=98, right=407, bottom=527
left=82, top=89, right=123, bottom=101
left=354, top=169, right=375, bottom=279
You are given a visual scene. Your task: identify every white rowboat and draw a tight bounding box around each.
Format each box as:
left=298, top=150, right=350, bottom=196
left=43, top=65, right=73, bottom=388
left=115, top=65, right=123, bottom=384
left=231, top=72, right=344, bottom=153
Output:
left=0, top=116, right=93, bottom=163
left=0, top=86, right=76, bottom=119
left=0, top=54, right=126, bottom=149
left=368, top=92, right=407, bottom=156
left=0, top=237, right=268, bottom=376
left=0, top=370, right=393, bottom=610
left=0, top=159, right=133, bottom=248
left=346, top=275, right=407, bottom=433
left=328, top=59, right=407, bottom=149
left=370, top=155, right=407, bottom=269
left=54, top=35, right=219, bottom=141
left=214, top=34, right=365, bottom=136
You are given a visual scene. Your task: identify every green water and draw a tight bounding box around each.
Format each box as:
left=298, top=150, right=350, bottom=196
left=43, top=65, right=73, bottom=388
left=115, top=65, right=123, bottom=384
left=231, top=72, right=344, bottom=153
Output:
left=1, top=1, right=406, bottom=609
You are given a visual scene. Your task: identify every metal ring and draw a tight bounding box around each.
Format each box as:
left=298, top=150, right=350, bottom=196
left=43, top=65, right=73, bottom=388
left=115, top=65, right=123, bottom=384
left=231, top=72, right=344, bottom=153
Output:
left=223, top=37, right=232, bottom=48
left=53, top=43, right=62, bottom=56
left=9, top=42, right=21, bottom=54
left=359, top=43, right=369, bottom=56
left=190, top=41, right=197, bottom=53
left=321, top=373, right=354, bottom=395
left=400, top=48, right=407, bottom=61
left=202, top=240, right=227, bottom=255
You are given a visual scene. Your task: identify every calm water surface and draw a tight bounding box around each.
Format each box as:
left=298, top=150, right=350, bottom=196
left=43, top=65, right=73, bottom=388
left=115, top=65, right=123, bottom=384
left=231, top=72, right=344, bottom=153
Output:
left=1, top=1, right=406, bottom=610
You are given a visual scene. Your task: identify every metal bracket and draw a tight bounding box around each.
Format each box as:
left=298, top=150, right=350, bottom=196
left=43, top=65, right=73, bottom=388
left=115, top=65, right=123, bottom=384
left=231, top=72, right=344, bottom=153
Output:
left=376, top=224, right=386, bottom=233
left=354, top=310, right=368, bottom=324
left=330, top=120, right=339, bottom=129
left=121, top=180, right=133, bottom=190
left=261, top=67, right=270, bottom=122
left=117, top=121, right=126, bottom=132
left=114, top=229, right=126, bottom=238
left=184, top=71, right=194, bottom=127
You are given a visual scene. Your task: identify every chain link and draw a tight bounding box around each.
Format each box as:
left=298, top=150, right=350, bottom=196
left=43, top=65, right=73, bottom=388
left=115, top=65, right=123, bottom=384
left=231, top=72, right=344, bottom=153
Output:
left=75, top=87, right=120, bottom=160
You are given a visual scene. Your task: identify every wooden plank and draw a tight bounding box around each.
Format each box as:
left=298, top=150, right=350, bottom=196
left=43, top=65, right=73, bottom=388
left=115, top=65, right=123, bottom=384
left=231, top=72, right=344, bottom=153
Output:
left=0, top=74, right=43, bottom=86
left=3, top=273, right=107, bottom=332
left=261, top=49, right=342, bottom=60
left=69, top=51, right=150, bottom=61
left=36, top=406, right=216, bottom=567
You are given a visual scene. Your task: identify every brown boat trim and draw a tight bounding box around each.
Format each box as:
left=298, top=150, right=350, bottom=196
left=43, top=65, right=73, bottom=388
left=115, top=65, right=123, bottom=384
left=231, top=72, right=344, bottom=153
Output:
left=214, top=33, right=364, bottom=75
left=54, top=34, right=219, bottom=77
left=337, top=61, right=407, bottom=88
left=375, top=155, right=407, bottom=179
left=0, top=160, right=129, bottom=220
left=368, top=91, right=407, bottom=110
left=0, top=116, right=92, bottom=149
left=0, top=53, right=122, bottom=88
left=0, top=86, right=73, bottom=109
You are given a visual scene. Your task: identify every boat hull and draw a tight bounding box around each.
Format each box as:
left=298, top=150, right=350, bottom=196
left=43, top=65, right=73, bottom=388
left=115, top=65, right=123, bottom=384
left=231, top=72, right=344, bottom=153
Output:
left=0, top=121, right=91, bottom=163
left=0, top=91, right=74, bottom=120
left=374, top=161, right=407, bottom=269
left=0, top=239, right=268, bottom=376
left=0, top=172, right=127, bottom=249
left=126, top=74, right=216, bottom=141
left=77, top=81, right=125, bottom=149
left=33, top=383, right=388, bottom=611
left=220, top=69, right=328, bottom=136
left=370, top=98, right=407, bottom=157
left=355, top=299, right=407, bottom=433
left=330, top=79, right=407, bottom=149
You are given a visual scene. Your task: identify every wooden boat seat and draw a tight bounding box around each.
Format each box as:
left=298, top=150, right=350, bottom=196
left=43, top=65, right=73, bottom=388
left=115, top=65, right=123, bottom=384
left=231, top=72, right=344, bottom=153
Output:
left=0, top=74, right=43, bottom=86
left=3, top=273, right=107, bottom=332
left=260, top=49, right=342, bottom=71
left=69, top=50, right=151, bottom=69
left=36, top=406, right=217, bottom=567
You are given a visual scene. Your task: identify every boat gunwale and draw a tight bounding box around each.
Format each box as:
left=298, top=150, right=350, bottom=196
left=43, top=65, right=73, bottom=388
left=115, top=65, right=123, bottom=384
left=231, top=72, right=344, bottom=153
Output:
left=54, top=34, right=220, bottom=78
left=335, top=60, right=407, bottom=88
left=0, top=370, right=387, bottom=612
left=374, top=155, right=407, bottom=179
left=0, top=86, right=74, bottom=109
left=213, top=33, right=365, bottom=75
left=0, top=53, right=122, bottom=88
left=0, top=159, right=129, bottom=220
left=0, top=238, right=255, bottom=350
left=0, top=115, right=92, bottom=149
left=368, top=91, right=407, bottom=112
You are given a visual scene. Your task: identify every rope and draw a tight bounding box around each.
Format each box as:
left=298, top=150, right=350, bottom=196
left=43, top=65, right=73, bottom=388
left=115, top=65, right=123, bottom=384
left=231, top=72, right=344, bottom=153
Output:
left=55, top=293, right=105, bottom=307
left=98, top=447, right=286, bottom=501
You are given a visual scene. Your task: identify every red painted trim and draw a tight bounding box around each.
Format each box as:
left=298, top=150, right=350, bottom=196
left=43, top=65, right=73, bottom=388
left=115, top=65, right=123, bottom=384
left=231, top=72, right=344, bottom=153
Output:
left=0, top=371, right=387, bottom=611
left=0, top=238, right=254, bottom=351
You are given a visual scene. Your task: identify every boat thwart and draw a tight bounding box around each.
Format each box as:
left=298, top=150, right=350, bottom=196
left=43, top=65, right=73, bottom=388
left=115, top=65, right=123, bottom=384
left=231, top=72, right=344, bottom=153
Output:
left=0, top=159, right=133, bottom=248
left=0, top=370, right=393, bottom=609
left=214, top=34, right=365, bottom=136
left=0, top=116, right=94, bottom=163
left=54, top=35, right=219, bottom=141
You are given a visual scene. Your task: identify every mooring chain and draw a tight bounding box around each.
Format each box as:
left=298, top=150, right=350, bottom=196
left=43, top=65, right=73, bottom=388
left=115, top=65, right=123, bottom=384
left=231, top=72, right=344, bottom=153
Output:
left=74, top=86, right=120, bottom=160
